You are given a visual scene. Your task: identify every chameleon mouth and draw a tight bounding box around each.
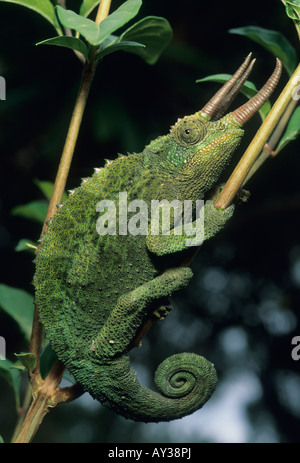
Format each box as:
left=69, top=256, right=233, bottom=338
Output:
left=185, top=129, right=243, bottom=172
left=200, top=54, right=282, bottom=125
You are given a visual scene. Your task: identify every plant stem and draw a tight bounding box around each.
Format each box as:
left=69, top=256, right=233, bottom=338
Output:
left=215, top=62, right=300, bottom=209
left=29, top=59, right=96, bottom=382
left=10, top=384, right=33, bottom=443
left=96, top=0, right=112, bottom=23
left=12, top=362, right=84, bottom=443
left=14, top=0, right=113, bottom=444
left=12, top=361, right=65, bottom=443
left=242, top=97, right=298, bottom=184
left=13, top=394, right=49, bottom=443
left=41, top=61, right=95, bottom=236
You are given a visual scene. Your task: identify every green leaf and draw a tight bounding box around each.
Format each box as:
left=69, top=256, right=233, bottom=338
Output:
left=40, top=343, right=58, bottom=378
left=196, top=74, right=270, bottom=121
left=0, top=0, right=61, bottom=33
left=97, top=0, right=142, bottom=39
left=284, top=0, right=300, bottom=20
left=0, top=359, right=21, bottom=408
left=229, top=26, right=297, bottom=76
left=276, top=106, right=300, bottom=152
left=96, top=40, right=145, bottom=61
left=0, top=435, right=4, bottom=443
left=39, top=342, right=76, bottom=383
left=14, top=353, right=37, bottom=373
left=11, top=199, right=48, bottom=223
left=0, top=284, right=34, bottom=341
left=80, top=0, right=101, bottom=18
left=56, top=0, right=142, bottom=46
left=284, top=0, right=300, bottom=37
left=34, top=179, right=54, bottom=200
left=34, top=179, right=68, bottom=202
left=118, top=16, right=173, bottom=65
left=55, top=6, right=104, bottom=45
left=15, top=239, right=37, bottom=253
left=37, top=36, right=90, bottom=61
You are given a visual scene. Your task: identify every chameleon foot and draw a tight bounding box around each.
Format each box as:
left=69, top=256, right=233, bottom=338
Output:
left=153, top=305, right=173, bottom=321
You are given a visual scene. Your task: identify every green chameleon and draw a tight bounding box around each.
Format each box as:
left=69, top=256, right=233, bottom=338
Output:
left=34, top=54, right=281, bottom=422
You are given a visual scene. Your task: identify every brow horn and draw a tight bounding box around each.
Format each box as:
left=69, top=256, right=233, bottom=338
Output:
left=209, top=59, right=256, bottom=121
left=231, top=58, right=282, bottom=125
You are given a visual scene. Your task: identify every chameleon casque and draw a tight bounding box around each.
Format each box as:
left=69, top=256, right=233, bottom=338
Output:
left=34, top=54, right=281, bottom=422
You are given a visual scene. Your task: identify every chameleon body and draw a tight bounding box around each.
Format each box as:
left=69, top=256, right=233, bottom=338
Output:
left=34, top=56, right=281, bottom=422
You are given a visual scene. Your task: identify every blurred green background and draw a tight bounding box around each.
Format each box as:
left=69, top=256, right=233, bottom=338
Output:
left=1, top=0, right=300, bottom=443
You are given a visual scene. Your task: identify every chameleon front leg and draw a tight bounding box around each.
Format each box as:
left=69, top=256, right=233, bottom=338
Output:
left=146, top=199, right=234, bottom=256
left=92, top=266, right=193, bottom=359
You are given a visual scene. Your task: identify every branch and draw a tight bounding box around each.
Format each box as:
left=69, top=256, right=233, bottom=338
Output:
left=14, top=0, right=113, bottom=444
left=242, top=97, right=298, bottom=184
left=215, top=62, right=300, bottom=209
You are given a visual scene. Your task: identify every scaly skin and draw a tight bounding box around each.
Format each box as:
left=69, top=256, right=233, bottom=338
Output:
left=34, top=111, right=243, bottom=422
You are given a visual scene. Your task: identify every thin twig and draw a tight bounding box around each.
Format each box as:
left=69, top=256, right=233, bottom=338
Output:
left=41, top=61, right=95, bottom=235
left=243, top=97, right=298, bottom=184
left=10, top=385, right=33, bottom=443
left=96, top=0, right=112, bottom=23
left=58, top=0, right=86, bottom=63
left=13, top=0, right=113, bottom=444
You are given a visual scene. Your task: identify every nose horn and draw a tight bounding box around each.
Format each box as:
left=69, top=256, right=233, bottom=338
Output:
left=201, top=53, right=255, bottom=120
left=231, top=58, right=282, bottom=125
left=200, top=55, right=282, bottom=124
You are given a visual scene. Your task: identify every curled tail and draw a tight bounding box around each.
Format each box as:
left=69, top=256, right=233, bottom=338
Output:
left=70, top=352, right=217, bottom=422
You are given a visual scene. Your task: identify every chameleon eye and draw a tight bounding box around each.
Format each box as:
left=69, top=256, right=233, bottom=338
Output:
left=174, top=118, right=207, bottom=146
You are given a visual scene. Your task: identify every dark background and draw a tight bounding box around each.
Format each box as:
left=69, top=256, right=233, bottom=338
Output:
left=0, top=0, right=300, bottom=443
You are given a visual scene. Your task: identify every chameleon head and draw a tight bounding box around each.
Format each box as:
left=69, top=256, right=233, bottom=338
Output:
left=149, top=55, right=282, bottom=200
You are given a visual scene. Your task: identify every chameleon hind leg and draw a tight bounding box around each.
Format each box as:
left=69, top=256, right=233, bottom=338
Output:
left=92, top=266, right=193, bottom=359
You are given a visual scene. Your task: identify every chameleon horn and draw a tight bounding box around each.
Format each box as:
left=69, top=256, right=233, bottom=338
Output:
left=201, top=52, right=254, bottom=119
left=209, top=58, right=256, bottom=121
left=231, top=58, right=282, bottom=125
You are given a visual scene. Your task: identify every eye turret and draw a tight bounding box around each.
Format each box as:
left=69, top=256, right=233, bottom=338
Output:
left=173, top=118, right=207, bottom=146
